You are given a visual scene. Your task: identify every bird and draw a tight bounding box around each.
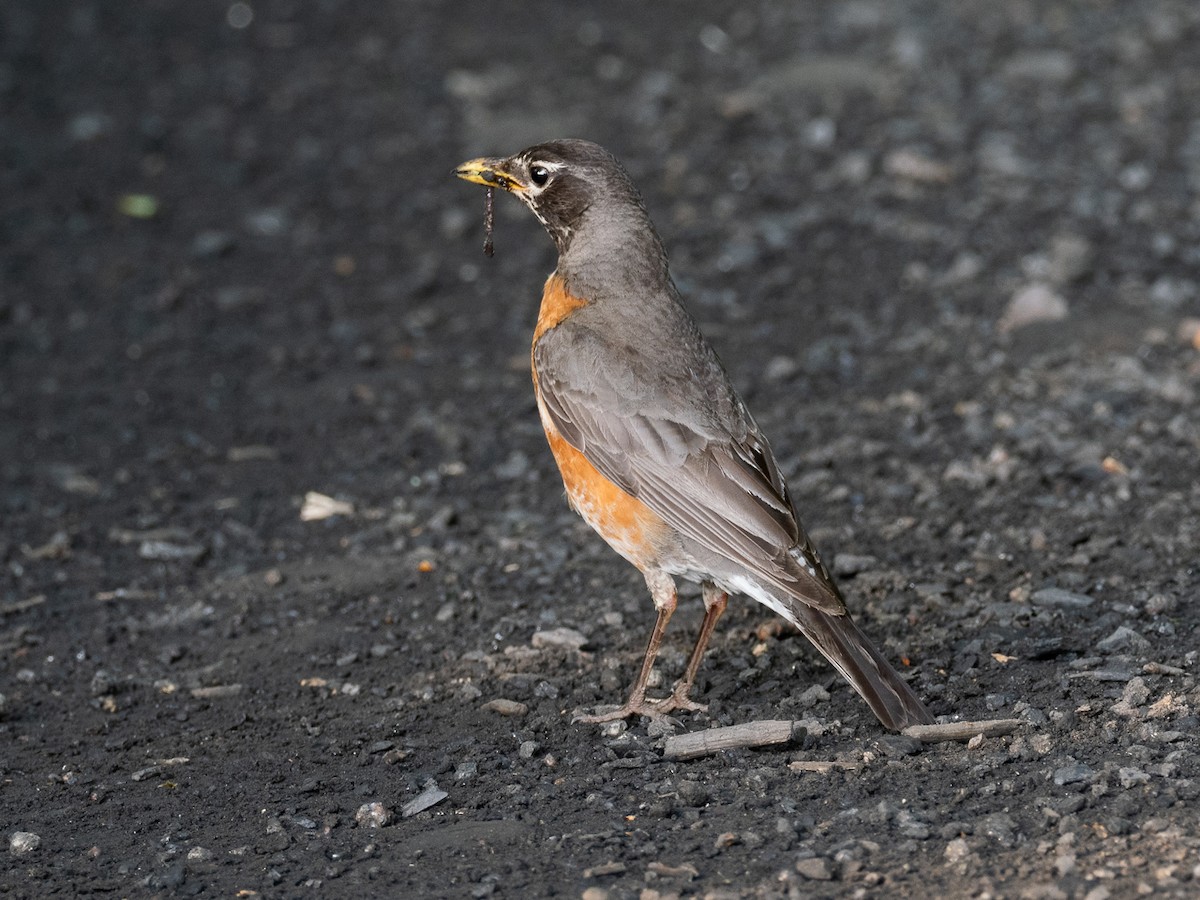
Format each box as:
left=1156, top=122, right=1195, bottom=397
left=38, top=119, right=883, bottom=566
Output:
left=454, top=139, right=933, bottom=731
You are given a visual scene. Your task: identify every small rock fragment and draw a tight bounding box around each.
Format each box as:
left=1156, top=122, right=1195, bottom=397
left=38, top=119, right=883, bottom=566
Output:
left=530, top=627, right=588, bottom=651
left=245, top=207, right=289, bottom=237
left=1122, top=677, right=1151, bottom=707
left=481, top=698, right=528, bottom=717
left=21, top=531, right=71, bottom=560
left=797, top=684, right=831, bottom=706
left=979, top=813, right=1018, bottom=848
left=795, top=856, right=833, bottom=880
left=300, top=491, right=355, bottom=521
left=897, top=810, right=931, bottom=839
left=190, top=684, right=244, bottom=699
left=1145, top=693, right=1185, bottom=719
left=1144, top=593, right=1176, bottom=616
left=139, top=540, right=207, bottom=563
left=1053, top=763, right=1096, bottom=786
left=883, top=149, right=954, bottom=183
left=582, top=861, right=625, bottom=878
left=401, top=782, right=448, bottom=818
left=191, top=230, right=237, bottom=259
left=1118, top=767, right=1150, bottom=789
left=1046, top=233, right=1093, bottom=284
left=9, top=832, right=40, bottom=855
left=646, top=861, right=700, bottom=880
left=763, top=355, right=799, bottom=381
left=1096, top=626, right=1150, bottom=653
left=226, top=444, right=277, bottom=462
left=1177, top=318, right=1200, bottom=350
left=355, top=801, right=393, bottom=828
left=999, top=284, right=1068, bottom=333
left=832, top=554, right=877, bottom=577
left=47, top=464, right=101, bottom=496
left=713, top=831, right=739, bottom=850
left=1030, top=588, right=1093, bottom=609
left=945, top=838, right=970, bottom=862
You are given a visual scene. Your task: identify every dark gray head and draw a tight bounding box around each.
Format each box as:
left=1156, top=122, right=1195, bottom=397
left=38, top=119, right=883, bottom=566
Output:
left=455, top=139, right=660, bottom=258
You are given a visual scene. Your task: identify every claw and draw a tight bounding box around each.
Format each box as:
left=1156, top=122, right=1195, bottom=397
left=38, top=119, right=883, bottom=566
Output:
left=574, top=689, right=707, bottom=724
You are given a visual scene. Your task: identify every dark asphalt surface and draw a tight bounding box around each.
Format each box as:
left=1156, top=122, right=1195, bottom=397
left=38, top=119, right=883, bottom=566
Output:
left=2, top=2, right=1199, bottom=897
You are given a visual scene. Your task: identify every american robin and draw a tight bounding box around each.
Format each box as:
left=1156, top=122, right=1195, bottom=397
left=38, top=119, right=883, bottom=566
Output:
left=455, top=139, right=933, bottom=731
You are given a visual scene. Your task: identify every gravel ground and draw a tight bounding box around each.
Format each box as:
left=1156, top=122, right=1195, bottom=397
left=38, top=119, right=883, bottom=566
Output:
left=2, top=1, right=1199, bottom=897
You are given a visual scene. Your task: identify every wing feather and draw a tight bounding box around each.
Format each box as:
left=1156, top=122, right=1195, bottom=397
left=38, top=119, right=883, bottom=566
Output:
left=535, top=314, right=844, bottom=615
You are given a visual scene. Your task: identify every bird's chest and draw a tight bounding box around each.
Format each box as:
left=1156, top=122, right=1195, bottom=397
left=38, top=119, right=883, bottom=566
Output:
left=532, top=272, right=589, bottom=343
left=529, top=276, right=670, bottom=570
left=534, top=393, right=665, bottom=570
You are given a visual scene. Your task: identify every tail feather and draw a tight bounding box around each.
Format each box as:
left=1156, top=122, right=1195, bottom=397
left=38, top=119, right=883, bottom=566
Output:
left=786, top=603, right=933, bottom=731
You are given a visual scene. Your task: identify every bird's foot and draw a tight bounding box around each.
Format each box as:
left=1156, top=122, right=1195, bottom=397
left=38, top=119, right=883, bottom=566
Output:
left=573, top=687, right=707, bottom=724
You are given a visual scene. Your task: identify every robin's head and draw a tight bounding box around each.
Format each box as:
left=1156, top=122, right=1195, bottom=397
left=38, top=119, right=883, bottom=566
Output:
left=455, top=139, right=650, bottom=255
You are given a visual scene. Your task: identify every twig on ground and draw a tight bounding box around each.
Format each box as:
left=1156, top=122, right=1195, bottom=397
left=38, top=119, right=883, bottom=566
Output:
left=663, top=719, right=804, bottom=760
left=903, top=718, right=1022, bottom=743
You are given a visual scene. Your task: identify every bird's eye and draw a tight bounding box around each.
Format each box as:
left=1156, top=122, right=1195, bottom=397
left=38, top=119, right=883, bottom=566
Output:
left=529, top=164, right=550, bottom=186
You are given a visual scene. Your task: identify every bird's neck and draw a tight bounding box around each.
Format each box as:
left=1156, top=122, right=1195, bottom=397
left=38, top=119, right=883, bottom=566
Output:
left=555, top=205, right=670, bottom=300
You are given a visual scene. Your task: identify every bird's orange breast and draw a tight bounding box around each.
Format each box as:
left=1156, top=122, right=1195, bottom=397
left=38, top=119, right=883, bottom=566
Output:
left=532, top=272, right=589, bottom=342
left=531, top=274, right=671, bottom=571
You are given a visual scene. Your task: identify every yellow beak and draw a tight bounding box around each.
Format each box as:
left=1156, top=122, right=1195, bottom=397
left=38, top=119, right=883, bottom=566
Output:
left=453, top=157, right=524, bottom=192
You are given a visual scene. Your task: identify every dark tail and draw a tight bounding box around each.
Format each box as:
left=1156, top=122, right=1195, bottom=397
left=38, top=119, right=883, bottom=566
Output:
left=786, top=602, right=933, bottom=731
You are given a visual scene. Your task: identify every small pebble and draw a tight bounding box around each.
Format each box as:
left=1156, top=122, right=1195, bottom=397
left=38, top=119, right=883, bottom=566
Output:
left=401, top=783, right=447, bottom=818
left=797, top=684, right=831, bottom=706
left=190, top=230, right=236, bottom=259
left=355, top=801, right=393, bottom=828
left=481, top=698, right=528, bottom=716
left=1030, top=588, right=1093, bottom=608
left=9, top=832, right=40, bottom=855
left=1053, top=763, right=1096, bottom=786
left=530, top=627, right=588, bottom=651
left=832, top=553, right=877, bottom=577
left=1118, top=767, right=1150, bottom=789
left=883, top=148, right=953, bottom=183
left=1121, top=677, right=1151, bottom=707
left=998, top=284, right=1068, bottom=333
left=138, top=540, right=207, bottom=562
left=944, top=838, right=971, bottom=862
left=582, top=861, right=625, bottom=878
left=795, top=856, right=833, bottom=880
left=1144, top=593, right=1176, bottom=616
left=1096, top=626, right=1150, bottom=654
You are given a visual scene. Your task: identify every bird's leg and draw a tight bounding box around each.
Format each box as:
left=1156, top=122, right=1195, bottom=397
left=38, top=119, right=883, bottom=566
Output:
left=659, top=582, right=728, bottom=713
left=575, top=571, right=678, bottom=723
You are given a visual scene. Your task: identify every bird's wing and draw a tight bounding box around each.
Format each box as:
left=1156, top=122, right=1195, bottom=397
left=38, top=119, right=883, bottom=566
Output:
left=534, top=315, right=845, bottom=615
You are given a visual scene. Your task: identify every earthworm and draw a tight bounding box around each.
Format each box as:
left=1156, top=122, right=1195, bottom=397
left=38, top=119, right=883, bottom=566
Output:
left=483, top=186, right=495, bottom=257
